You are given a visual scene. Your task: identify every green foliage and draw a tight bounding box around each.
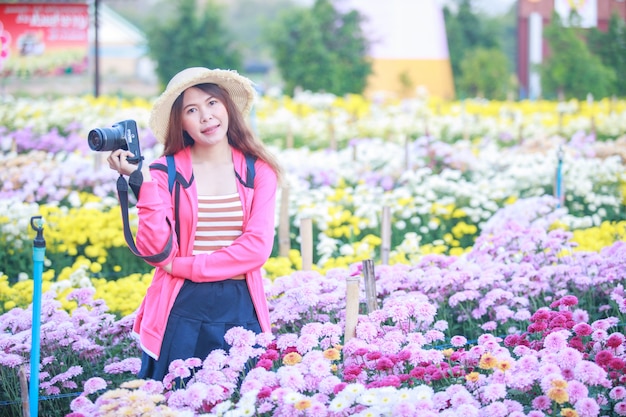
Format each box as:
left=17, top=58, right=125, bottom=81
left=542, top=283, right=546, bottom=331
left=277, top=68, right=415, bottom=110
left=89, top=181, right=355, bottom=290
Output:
left=457, top=47, right=511, bottom=99
left=144, top=0, right=243, bottom=88
left=587, top=12, right=626, bottom=98
left=540, top=12, right=616, bottom=100
left=224, top=0, right=297, bottom=65
left=443, top=0, right=511, bottom=99
left=264, top=0, right=371, bottom=96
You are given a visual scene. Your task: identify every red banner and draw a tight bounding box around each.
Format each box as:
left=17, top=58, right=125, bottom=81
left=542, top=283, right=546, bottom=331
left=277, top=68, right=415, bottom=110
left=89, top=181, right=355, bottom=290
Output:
left=0, top=2, right=88, bottom=76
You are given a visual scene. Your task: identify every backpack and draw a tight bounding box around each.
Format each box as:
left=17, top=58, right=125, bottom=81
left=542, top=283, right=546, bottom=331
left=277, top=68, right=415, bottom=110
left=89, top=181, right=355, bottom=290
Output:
left=117, top=153, right=257, bottom=263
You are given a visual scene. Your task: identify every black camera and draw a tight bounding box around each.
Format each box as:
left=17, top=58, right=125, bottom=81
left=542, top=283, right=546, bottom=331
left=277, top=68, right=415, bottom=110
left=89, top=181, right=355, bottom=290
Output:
left=88, top=119, right=142, bottom=164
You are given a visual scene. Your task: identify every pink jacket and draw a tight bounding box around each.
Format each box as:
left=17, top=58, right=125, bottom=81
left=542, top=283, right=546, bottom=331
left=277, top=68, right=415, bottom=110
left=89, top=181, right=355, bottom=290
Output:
left=131, top=146, right=276, bottom=360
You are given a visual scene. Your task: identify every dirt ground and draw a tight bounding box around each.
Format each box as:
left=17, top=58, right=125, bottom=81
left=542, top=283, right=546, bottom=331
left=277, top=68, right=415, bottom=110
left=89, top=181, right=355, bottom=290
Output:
left=1, top=74, right=160, bottom=98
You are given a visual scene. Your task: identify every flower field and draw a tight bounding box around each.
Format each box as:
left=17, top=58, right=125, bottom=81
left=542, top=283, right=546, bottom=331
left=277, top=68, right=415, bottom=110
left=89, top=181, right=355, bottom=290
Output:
left=0, top=92, right=625, bottom=416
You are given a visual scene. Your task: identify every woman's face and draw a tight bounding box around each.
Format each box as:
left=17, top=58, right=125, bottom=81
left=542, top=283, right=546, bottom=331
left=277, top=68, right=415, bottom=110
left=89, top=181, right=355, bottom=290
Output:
left=181, top=86, right=229, bottom=147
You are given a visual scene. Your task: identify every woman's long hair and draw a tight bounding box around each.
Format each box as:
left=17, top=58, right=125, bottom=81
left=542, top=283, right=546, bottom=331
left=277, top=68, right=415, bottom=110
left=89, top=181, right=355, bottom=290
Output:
left=162, top=83, right=282, bottom=181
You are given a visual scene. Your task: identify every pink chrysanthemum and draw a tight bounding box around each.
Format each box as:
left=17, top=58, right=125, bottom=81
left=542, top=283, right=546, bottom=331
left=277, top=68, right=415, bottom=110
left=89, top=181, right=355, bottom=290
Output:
left=82, top=377, right=107, bottom=395
left=575, top=397, right=600, bottom=417
left=610, top=386, right=626, bottom=400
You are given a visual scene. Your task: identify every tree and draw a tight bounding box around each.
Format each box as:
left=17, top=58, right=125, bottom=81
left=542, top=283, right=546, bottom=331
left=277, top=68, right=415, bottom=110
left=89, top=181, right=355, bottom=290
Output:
left=144, top=0, right=242, bottom=88
left=457, top=48, right=510, bottom=99
left=443, top=0, right=510, bottom=99
left=265, top=0, right=371, bottom=96
left=587, top=12, right=626, bottom=97
left=540, top=12, right=616, bottom=100
left=224, top=0, right=298, bottom=67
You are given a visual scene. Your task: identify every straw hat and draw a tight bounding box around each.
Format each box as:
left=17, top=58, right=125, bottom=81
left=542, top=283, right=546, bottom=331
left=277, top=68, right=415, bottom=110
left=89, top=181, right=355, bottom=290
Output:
left=149, top=67, right=256, bottom=143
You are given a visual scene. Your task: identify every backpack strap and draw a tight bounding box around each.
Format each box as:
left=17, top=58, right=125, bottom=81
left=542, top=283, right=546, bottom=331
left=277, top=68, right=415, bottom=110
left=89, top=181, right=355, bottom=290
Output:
left=235, top=154, right=257, bottom=188
left=150, top=157, right=194, bottom=248
left=167, top=154, right=176, bottom=193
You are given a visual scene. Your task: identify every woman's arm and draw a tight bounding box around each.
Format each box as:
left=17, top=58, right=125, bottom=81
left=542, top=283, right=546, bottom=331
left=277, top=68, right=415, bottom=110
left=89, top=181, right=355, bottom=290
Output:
left=108, top=150, right=179, bottom=268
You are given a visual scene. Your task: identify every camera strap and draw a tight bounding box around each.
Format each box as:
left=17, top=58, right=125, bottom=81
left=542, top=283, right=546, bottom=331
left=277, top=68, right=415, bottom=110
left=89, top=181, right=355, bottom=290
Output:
left=116, top=172, right=174, bottom=263
left=116, top=153, right=255, bottom=264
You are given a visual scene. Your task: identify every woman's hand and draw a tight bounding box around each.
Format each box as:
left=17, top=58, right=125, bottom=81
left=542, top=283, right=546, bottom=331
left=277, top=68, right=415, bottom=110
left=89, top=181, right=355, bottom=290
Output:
left=107, top=149, right=138, bottom=176
left=162, top=262, right=173, bottom=274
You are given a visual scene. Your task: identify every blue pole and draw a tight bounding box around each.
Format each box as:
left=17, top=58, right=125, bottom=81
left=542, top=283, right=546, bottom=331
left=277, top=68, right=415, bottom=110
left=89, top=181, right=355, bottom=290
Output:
left=30, top=216, right=45, bottom=417
left=555, top=146, right=564, bottom=208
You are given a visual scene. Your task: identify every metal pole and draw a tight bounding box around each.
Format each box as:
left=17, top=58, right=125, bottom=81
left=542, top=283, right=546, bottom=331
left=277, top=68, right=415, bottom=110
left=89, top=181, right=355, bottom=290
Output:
left=556, top=146, right=563, bottom=208
left=94, top=0, right=100, bottom=97
left=29, top=216, right=46, bottom=417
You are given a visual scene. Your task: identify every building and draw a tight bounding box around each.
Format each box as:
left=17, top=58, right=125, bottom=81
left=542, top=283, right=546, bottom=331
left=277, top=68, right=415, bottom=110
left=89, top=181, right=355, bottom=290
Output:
left=517, top=0, right=626, bottom=99
left=93, top=2, right=155, bottom=84
left=343, top=0, right=455, bottom=100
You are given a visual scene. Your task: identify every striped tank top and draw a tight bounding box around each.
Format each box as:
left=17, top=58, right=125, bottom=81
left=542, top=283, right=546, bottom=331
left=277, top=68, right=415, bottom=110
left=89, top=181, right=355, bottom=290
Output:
left=193, top=193, right=243, bottom=255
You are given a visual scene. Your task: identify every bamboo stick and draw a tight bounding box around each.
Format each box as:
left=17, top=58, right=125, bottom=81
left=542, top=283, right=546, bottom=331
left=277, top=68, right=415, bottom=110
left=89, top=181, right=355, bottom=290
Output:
left=278, top=186, right=290, bottom=257
left=344, top=276, right=360, bottom=343
left=380, top=206, right=391, bottom=265
left=300, top=217, right=313, bottom=271
left=19, top=365, right=30, bottom=417
left=328, top=109, right=336, bottom=151
left=403, top=134, right=410, bottom=170
left=286, top=124, right=294, bottom=149
left=362, top=259, right=378, bottom=313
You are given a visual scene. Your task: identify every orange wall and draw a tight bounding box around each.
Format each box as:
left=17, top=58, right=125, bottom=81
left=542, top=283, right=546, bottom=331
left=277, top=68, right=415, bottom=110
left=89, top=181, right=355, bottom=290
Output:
left=366, top=58, right=455, bottom=100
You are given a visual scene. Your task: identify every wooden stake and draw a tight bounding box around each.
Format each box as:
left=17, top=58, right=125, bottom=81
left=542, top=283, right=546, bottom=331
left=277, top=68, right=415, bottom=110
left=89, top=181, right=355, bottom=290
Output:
left=344, top=276, right=360, bottom=343
left=278, top=187, right=291, bottom=257
left=286, top=124, right=294, bottom=149
left=403, top=134, right=410, bottom=171
left=328, top=109, right=336, bottom=151
left=19, top=365, right=30, bottom=417
left=362, top=259, right=378, bottom=313
left=380, top=206, right=391, bottom=265
left=300, top=217, right=313, bottom=271
left=590, top=115, right=596, bottom=136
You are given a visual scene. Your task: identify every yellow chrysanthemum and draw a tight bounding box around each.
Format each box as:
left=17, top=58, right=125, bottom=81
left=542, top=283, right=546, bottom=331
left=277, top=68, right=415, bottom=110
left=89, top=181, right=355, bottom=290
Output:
left=323, top=348, right=341, bottom=361
left=548, top=387, right=569, bottom=404
left=479, top=353, right=497, bottom=370
left=465, top=372, right=480, bottom=383
left=283, top=352, right=303, bottom=366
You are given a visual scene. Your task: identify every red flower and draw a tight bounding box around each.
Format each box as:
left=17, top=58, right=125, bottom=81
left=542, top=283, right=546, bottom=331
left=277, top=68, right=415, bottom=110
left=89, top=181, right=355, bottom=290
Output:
left=561, top=295, right=579, bottom=307
left=375, top=357, right=394, bottom=371
left=333, top=382, right=347, bottom=395
left=257, top=386, right=274, bottom=399
left=256, top=358, right=274, bottom=370
left=573, top=323, right=593, bottom=337
left=568, top=336, right=584, bottom=351
left=260, top=349, right=279, bottom=361
left=530, top=309, right=551, bottom=322
left=366, top=351, right=382, bottom=361
left=504, top=334, right=521, bottom=347
left=606, top=333, right=625, bottom=349
left=595, top=350, right=614, bottom=367
left=409, top=367, right=426, bottom=379
left=609, top=357, right=625, bottom=370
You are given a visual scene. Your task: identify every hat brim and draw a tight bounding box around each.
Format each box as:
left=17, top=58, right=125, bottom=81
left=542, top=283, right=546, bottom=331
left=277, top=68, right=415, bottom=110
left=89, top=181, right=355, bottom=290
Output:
left=149, top=68, right=255, bottom=144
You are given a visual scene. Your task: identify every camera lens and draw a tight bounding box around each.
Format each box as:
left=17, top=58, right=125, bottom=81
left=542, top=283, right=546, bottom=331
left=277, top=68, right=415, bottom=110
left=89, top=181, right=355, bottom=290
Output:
left=87, top=129, right=105, bottom=151
left=87, top=126, right=127, bottom=152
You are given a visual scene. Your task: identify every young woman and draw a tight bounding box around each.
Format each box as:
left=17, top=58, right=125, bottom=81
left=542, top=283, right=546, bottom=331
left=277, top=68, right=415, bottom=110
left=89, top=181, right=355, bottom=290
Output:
left=107, top=67, right=282, bottom=381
